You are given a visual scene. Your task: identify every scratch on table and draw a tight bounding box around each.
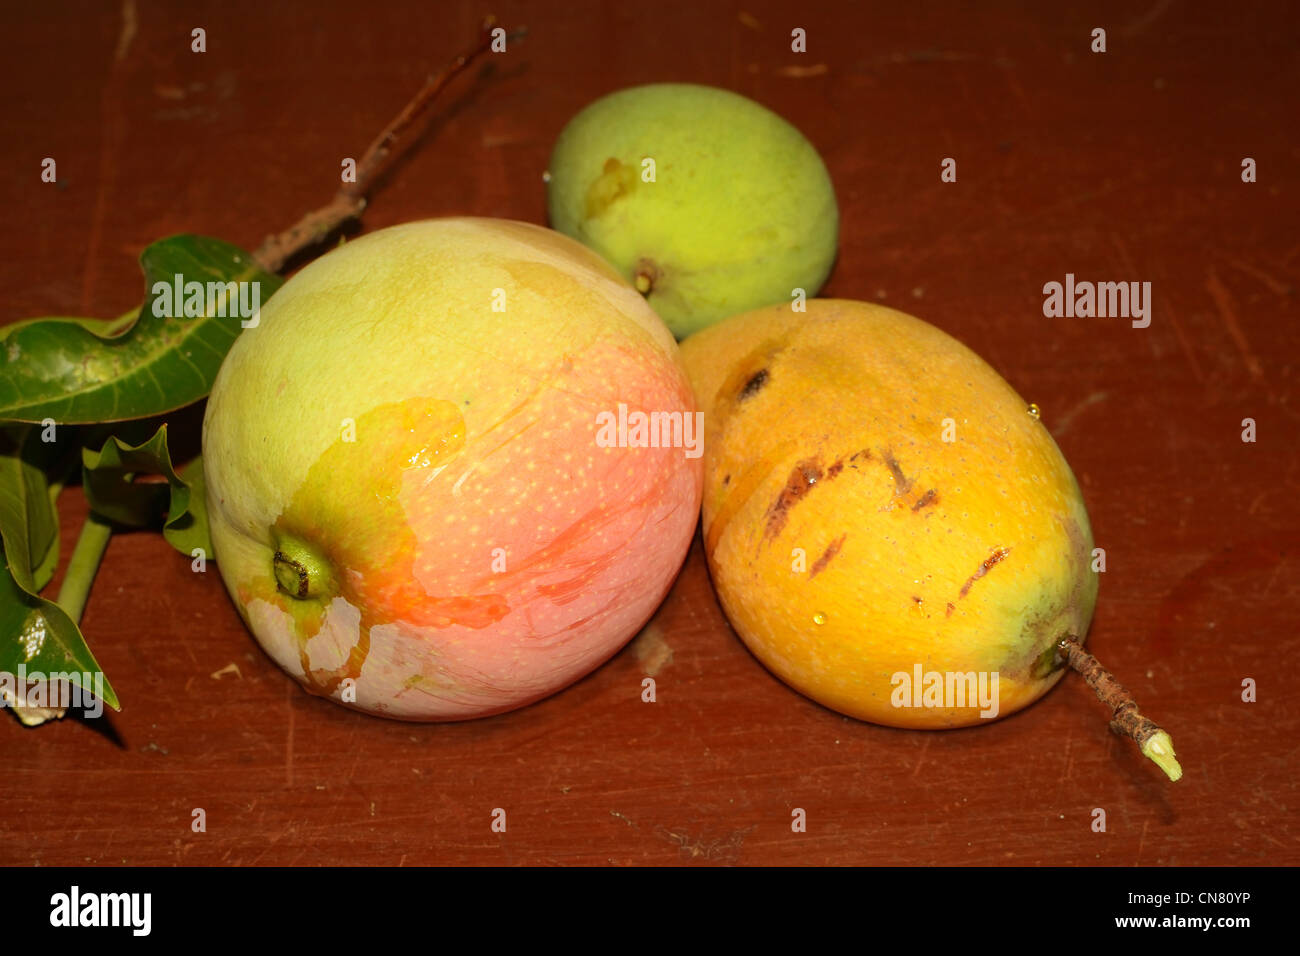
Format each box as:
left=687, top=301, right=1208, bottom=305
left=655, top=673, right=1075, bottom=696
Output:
left=1227, top=256, right=1293, bottom=296
left=860, top=51, right=1013, bottom=69
left=1121, top=0, right=1174, bottom=37
left=655, top=824, right=754, bottom=862
left=114, top=0, right=137, bottom=61
left=1136, top=819, right=1149, bottom=864
left=1160, top=293, right=1207, bottom=384
left=82, top=0, right=135, bottom=312
left=1051, top=390, right=1110, bottom=438
left=248, top=829, right=289, bottom=866
left=910, top=735, right=932, bottom=778
left=1206, top=268, right=1264, bottom=381
left=341, top=734, right=364, bottom=787
left=777, top=63, right=828, bottom=78
left=999, top=62, right=1031, bottom=115
left=1108, top=233, right=1162, bottom=363
left=285, top=682, right=295, bottom=789
left=1260, top=561, right=1284, bottom=597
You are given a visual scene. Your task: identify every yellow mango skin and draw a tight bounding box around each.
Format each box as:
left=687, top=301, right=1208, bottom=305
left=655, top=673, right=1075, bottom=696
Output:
left=680, top=300, right=1098, bottom=728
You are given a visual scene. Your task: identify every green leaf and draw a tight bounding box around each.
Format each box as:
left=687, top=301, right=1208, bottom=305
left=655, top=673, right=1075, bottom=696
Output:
left=0, top=309, right=138, bottom=340
left=31, top=517, right=60, bottom=593
left=0, top=430, right=119, bottom=716
left=82, top=425, right=212, bottom=557
left=0, top=554, right=120, bottom=718
left=0, top=235, right=282, bottom=424
left=0, top=427, right=59, bottom=592
left=172, top=455, right=211, bottom=558
left=0, top=425, right=83, bottom=593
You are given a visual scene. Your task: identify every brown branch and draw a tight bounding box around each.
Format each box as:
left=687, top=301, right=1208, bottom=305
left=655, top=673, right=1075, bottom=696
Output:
left=1057, top=635, right=1183, bottom=781
left=253, top=16, right=518, bottom=274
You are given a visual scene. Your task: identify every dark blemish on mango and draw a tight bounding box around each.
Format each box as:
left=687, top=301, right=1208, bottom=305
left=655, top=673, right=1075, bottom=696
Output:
left=945, top=602, right=956, bottom=617
left=881, top=448, right=913, bottom=495
left=958, top=546, right=1012, bottom=599
left=911, top=488, right=939, bottom=512
left=764, top=458, right=824, bottom=541
left=826, top=459, right=844, bottom=479
left=808, top=533, right=847, bottom=579
left=738, top=368, right=769, bottom=401
left=722, top=474, right=731, bottom=486
left=1058, top=514, right=1092, bottom=611
left=583, top=157, right=638, bottom=219
left=713, top=337, right=787, bottom=412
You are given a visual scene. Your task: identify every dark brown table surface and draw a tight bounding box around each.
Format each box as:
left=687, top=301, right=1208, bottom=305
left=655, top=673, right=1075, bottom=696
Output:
left=2, top=0, right=1296, bottom=866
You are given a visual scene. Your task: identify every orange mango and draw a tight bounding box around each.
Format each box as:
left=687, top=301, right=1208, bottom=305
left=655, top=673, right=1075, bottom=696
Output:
left=679, top=299, right=1098, bottom=728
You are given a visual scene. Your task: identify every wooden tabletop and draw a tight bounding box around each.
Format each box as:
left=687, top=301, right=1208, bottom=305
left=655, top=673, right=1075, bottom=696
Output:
left=2, top=0, right=1296, bottom=866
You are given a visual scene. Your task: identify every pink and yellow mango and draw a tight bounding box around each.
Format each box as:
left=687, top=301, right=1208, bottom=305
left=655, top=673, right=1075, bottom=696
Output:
left=202, top=218, right=702, bottom=720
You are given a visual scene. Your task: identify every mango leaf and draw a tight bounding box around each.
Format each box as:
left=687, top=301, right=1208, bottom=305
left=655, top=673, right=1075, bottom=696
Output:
left=1, top=309, right=138, bottom=340
left=0, top=563, right=119, bottom=719
left=173, top=455, right=211, bottom=558
left=82, top=426, right=212, bottom=557
left=31, top=511, right=60, bottom=593
left=6, top=425, right=84, bottom=593
left=0, top=429, right=119, bottom=717
left=0, top=235, right=281, bottom=424
left=0, top=427, right=60, bottom=592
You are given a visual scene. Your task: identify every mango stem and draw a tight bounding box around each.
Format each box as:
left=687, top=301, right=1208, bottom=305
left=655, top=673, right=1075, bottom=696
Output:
left=57, top=512, right=114, bottom=624
left=272, top=534, right=336, bottom=600
left=1057, top=635, right=1183, bottom=782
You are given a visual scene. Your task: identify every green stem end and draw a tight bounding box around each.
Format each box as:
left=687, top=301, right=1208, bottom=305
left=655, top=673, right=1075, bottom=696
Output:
left=273, top=534, right=335, bottom=601
left=1141, top=730, right=1183, bottom=782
